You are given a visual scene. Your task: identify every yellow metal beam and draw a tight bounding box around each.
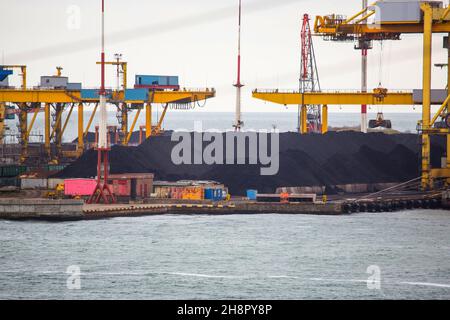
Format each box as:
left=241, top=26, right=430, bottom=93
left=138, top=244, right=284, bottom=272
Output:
left=78, top=103, right=84, bottom=155
left=44, top=103, right=50, bottom=158
left=421, top=3, right=433, bottom=190
left=145, top=103, right=152, bottom=139
left=50, top=105, right=64, bottom=141
left=345, top=8, right=368, bottom=24
left=430, top=168, right=450, bottom=178
left=120, top=103, right=128, bottom=145
left=25, top=105, right=40, bottom=141
left=18, top=106, right=27, bottom=163
left=447, top=33, right=450, bottom=185
left=441, top=7, right=450, bottom=21
left=0, top=88, right=215, bottom=104
left=0, top=102, right=5, bottom=144
left=314, top=7, right=450, bottom=36
left=0, top=90, right=81, bottom=104
left=60, top=104, right=74, bottom=139
left=354, top=11, right=375, bottom=25
left=322, top=105, right=328, bottom=134
left=430, top=93, right=450, bottom=126
left=125, top=108, right=141, bottom=145
left=327, top=22, right=450, bottom=34
left=252, top=90, right=416, bottom=105
left=154, top=104, right=169, bottom=136
left=84, top=103, right=98, bottom=137
left=300, top=105, right=307, bottom=134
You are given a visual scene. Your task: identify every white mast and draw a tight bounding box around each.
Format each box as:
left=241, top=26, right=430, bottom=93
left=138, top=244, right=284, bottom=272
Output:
left=98, top=0, right=108, bottom=149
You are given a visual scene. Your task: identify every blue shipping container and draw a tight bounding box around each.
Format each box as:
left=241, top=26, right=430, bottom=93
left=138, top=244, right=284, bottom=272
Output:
left=67, top=82, right=82, bottom=90
left=168, top=76, right=179, bottom=86
left=81, top=89, right=112, bottom=100
left=247, top=190, right=258, bottom=200
left=204, top=188, right=224, bottom=201
left=136, top=75, right=159, bottom=86
left=136, top=75, right=179, bottom=86
left=125, top=89, right=148, bottom=101
left=204, top=188, right=214, bottom=200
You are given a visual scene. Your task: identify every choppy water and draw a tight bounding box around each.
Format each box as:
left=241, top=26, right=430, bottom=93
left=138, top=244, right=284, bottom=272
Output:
left=0, top=210, right=449, bottom=299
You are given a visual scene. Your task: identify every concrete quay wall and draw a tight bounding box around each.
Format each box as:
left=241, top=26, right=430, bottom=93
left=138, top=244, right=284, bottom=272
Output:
left=0, top=198, right=84, bottom=220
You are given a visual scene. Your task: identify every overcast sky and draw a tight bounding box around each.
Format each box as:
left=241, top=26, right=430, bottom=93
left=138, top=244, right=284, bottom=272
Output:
left=2, top=0, right=450, bottom=113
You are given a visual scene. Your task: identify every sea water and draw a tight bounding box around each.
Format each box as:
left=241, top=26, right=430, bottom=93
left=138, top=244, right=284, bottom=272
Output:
left=0, top=210, right=449, bottom=299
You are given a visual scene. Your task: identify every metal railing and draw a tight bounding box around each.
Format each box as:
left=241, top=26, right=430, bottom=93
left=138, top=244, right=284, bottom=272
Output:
left=0, top=86, right=216, bottom=92
left=252, top=88, right=414, bottom=94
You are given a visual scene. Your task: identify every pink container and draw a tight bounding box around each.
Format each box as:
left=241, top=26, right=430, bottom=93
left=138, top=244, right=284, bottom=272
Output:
left=64, top=179, right=97, bottom=196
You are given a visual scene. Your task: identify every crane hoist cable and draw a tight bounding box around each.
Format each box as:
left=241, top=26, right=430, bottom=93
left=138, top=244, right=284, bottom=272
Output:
left=378, top=40, right=384, bottom=88
left=378, top=40, right=384, bottom=115
left=196, top=96, right=207, bottom=108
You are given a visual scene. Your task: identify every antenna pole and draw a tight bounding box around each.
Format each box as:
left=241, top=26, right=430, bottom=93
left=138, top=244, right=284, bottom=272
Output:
left=234, top=0, right=244, bottom=131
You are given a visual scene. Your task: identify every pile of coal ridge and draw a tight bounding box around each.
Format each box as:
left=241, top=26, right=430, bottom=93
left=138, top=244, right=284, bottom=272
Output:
left=58, top=132, right=445, bottom=195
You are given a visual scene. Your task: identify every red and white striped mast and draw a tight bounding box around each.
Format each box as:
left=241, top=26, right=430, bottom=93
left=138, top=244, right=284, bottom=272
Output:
left=233, top=0, right=244, bottom=131
left=361, top=0, right=368, bottom=133
left=99, top=0, right=107, bottom=148
left=88, top=0, right=116, bottom=204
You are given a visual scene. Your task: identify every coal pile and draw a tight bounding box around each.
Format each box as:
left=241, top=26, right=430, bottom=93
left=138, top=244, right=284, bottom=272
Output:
left=57, top=132, right=446, bottom=195
left=73, top=130, right=173, bottom=145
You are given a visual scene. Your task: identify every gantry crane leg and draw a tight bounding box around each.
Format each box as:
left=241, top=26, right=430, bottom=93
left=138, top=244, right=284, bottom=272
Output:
left=446, top=33, right=450, bottom=186
left=0, top=102, right=5, bottom=144
left=322, top=104, right=328, bottom=134
left=146, top=103, right=152, bottom=139
left=52, top=104, right=63, bottom=164
left=300, top=105, right=308, bottom=134
left=77, top=103, right=84, bottom=156
left=121, top=103, right=128, bottom=145
left=44, top=103, right=51, bottom=159
left=421, top=3, right=433, bottom=190
left=18, top=104, right=28, bottom=164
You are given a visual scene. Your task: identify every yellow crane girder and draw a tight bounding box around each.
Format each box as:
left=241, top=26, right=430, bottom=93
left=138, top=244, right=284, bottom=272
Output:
left=314, top=3, right=450, bottom=37
left=0, top=88, right=215, bottom=104
left=252, top=90, right=422, bottom=106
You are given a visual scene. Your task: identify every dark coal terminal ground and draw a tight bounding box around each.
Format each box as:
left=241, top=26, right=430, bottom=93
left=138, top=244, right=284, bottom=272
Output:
left=59, top=132, right=446, bottom=196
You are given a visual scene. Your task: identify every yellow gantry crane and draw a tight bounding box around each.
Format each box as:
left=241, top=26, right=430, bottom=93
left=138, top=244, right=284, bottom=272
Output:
left=253, top=0, right=450, bottom=190
left=0, top=63, right=215, bottom=164
left=0, top=65, right=27, bottom=157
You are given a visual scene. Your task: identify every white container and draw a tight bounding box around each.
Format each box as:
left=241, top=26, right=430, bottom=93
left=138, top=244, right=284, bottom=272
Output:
left=21, top=178, right=48, bottom=190
left=374, top=1, right=422, bottom=24
left=40, top=76, right=68, bottom=88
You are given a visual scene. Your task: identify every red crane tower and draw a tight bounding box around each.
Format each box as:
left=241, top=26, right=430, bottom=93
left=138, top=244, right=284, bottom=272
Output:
left=299, top=13, right=322, bottom=134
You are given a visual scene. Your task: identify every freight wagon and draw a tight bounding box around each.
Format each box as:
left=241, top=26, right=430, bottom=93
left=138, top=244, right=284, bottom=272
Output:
left=20, top=178, right=48, bottom=190
left=204, top=188, right=226, bottom=201
left=153, top=180, right=226, bottom=201
left=0, top=165, right=27, bottom=177
left=0, top=177, right=20, bottom=188
left=256, top=193, right=316, bottom=203
left=108, top=173, right=154, bottom=201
